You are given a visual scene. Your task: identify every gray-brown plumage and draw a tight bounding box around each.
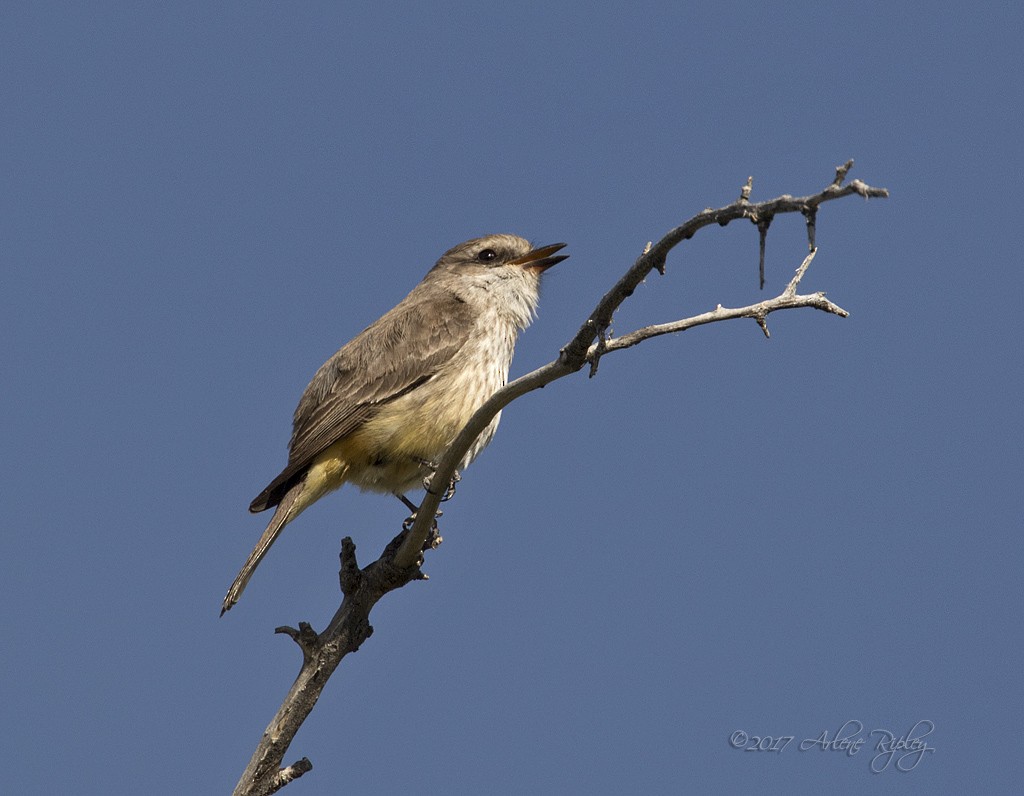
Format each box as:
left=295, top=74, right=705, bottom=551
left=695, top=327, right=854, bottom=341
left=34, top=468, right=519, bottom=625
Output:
left=222, top=234, right=567, bottom=614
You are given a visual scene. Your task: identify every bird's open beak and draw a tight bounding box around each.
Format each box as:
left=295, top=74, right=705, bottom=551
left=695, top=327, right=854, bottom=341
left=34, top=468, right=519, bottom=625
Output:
left=510, top=242, right=569, bottom=272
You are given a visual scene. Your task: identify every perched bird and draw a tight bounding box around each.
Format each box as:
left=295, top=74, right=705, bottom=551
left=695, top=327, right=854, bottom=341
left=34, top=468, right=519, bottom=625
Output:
left=222, top=234, right=568, bottom=613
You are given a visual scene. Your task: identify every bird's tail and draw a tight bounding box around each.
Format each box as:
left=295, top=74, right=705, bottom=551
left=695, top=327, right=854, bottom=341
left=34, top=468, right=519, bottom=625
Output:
left=221, top=481, right=304, bottom=615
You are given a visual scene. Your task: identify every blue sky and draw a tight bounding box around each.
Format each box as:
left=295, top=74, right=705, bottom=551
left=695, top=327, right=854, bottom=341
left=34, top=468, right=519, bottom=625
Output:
left=2, top=2, right=1020, bottom=794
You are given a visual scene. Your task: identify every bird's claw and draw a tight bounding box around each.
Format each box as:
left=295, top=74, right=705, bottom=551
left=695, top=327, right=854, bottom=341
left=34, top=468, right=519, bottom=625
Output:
left=440, top=470, right=461, bottom=502
left=421, top=465, right=461, bottom=502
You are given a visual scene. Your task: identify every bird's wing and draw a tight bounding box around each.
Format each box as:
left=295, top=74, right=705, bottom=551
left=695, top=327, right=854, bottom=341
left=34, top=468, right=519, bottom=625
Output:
left=250, top=289, right=475, bottom=511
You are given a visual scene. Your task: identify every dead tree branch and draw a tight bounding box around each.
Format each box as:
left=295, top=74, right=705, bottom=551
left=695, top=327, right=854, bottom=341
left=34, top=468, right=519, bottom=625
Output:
left=396, top=159, right=886, bottom=566
left=231, top=160, right=888, bottom=795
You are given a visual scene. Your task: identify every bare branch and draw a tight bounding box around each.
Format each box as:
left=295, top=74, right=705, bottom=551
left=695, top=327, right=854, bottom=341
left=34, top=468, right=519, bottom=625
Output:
left=231, top=534, right=421, bottom=796
left=784, top=248, right=820, bottom=298
left=395, top=162, right=887, bottom=567
left=599, top=250, right=845, bottom=352
left=231, top=162, right=888, bottom=793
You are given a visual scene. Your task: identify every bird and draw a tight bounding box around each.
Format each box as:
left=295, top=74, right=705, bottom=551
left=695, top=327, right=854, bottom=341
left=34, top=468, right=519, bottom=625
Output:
left=221, top=234, right=568, bottom=613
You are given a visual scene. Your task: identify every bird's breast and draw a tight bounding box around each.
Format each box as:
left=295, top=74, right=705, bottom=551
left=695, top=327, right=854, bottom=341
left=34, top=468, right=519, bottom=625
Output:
left=345, top=313, right=519, bottom=492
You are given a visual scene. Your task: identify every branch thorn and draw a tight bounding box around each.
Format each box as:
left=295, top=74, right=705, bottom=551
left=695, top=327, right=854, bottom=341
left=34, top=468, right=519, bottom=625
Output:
left=275, top=622, right=320, bottom=661
left=339, top=537, right=361, bottom=596
left=757, top=216, right=772, bottom=289
left=740, top=175, right=753, bottom=201
left=833, top=159, right=854, bottom=186
left=269, top=757, right=313, bottom=790
left=803, top=206, right=817, bottom=251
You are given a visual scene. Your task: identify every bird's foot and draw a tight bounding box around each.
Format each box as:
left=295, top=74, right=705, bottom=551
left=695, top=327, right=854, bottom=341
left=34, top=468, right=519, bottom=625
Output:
left=440, top=470, right=461, bottom=502
left=400, top=511, right=443, bottom=550
left=420, top=466, right=461, bottom=501
left=417, top=457, right=439, bottom=492
left=401, top=505, right=447, bottom=531
left=424, top=521, right=443, bottom=551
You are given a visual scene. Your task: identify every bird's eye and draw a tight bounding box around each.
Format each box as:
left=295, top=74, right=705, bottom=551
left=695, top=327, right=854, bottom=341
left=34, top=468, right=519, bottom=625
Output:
left=477, top=248, right=498, bottom=263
